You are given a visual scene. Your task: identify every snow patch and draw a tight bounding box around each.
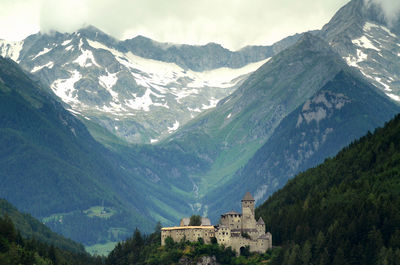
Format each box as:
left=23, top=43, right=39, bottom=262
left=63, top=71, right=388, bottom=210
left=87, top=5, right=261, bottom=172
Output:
left=125, top=89, right=160, bottom=111
left=62, top=39, right=72, bottom=46
left=186, top=58, right=270, bottom=89
left=73, top=49, right=100, bottom=68
left=31, top=61, right=54, bottom=73
left=201, top=97, right=219, bottom=110
left=168, top=120, right=180, bottom=133
left=345, top=49, right=368, bottom=67
left=364, top=22, right=397, bottom=38
left=65, top=45, right=73, bottom=51
left=32, top=47, right=51, bottom=60
left=387, top=93, right=400, bottom=101
left=0, top=40, right=23, bottom=62
left=227, top=113, right=232, bottom=119
left=150, top=139, right=159, bottom=143
left=188, top=107, right=201, bottom=112
left=374, top=77, right=391, bottom=91
left=78, top=38, right=84, bottom=50
left=172, top=88, right=199, bottom=103
left=51, top=70, right=82, bottom=104
left=352, top=35, right=380, bottom=51
left=99, top=71, right=119, bottom=99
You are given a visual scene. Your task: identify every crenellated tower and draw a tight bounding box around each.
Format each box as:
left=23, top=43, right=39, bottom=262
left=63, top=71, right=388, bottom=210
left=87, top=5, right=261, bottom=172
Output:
left=241, top=192, right=256, bottom=231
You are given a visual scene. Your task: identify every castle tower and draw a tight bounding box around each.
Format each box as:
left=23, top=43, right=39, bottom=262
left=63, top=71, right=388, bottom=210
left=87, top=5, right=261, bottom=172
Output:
left=256, top=217, right=265, bottom=236
left=241, top=192, right=256, bottom=231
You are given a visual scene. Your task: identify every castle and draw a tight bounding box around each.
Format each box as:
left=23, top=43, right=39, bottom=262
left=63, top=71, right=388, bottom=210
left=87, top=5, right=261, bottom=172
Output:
left=161, top=192, right=272, bottom=254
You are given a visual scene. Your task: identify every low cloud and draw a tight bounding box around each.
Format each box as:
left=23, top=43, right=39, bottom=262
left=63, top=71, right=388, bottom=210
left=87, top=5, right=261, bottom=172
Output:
left=365, top=0, right=400, bottom=26
left=40, top=0, right=89, bottom=34
left=36, top=0, right=351, bottom=50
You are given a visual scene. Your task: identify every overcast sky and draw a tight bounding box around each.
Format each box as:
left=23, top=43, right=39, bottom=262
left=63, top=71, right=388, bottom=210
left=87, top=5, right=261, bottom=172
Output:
left=0, top=0, right=389, bottom=51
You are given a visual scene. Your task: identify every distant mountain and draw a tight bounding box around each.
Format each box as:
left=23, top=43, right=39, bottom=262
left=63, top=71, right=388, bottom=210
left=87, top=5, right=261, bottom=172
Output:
left=167, top=33, right=376, bottom=217
left=256, top=113, right=400, bottom=264
left=121, top=33, right=302, bottom=71
left=0, top=27, right=300, bottom=144
left=319, top=0, right=400, bottom=101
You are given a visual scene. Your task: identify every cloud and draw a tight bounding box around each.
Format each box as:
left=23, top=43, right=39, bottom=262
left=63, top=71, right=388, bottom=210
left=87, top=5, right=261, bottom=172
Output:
left=2, top=0, right=350, bottom=49
left=0, top=0, right=40, bottom=41
left=40, top=0, right=89, bottom=34
left=365, top=0, right=400, bottom=26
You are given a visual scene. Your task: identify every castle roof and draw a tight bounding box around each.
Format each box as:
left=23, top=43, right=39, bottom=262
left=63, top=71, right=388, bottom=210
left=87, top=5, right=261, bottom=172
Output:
left=257, top=217, right=265, bottom=225
left=241, top=192, right=255, bottom=201
left=258, top=234, right=269, bottom=240
left=221, top=211, right=241, bottom=216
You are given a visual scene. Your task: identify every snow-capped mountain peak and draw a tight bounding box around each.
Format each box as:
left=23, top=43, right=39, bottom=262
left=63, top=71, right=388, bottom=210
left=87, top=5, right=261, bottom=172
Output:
left=0, top=28, right=274, bottom=143
left=320, top=0, right=400, bottom=103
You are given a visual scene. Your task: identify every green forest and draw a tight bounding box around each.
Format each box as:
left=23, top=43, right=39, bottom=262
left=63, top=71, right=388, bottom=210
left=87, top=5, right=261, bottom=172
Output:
left=0, top=214, right=102, bottom=265
left=256, top=113, right=400, bottom=264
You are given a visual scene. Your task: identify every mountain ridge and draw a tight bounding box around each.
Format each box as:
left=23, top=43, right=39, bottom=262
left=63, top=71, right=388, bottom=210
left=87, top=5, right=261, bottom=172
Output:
left=318, top=0, right=400, bottom=102
left=1, top=27, right=298, bottom=144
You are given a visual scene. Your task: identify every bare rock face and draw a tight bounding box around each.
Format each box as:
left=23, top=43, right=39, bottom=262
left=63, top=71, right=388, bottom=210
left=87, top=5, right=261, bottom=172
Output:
left=179, top=256, right=218, bottom=265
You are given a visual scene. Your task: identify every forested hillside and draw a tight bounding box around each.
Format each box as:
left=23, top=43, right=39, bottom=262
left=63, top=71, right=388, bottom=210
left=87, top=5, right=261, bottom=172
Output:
left=0, top=199, right=84, bottom=254
left=256, top=114, right=400, bottom=264
left=0, top=202, right=101, bottom=265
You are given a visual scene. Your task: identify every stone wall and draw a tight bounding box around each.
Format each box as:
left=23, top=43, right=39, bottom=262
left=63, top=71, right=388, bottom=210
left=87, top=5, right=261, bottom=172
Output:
left=220, top=214, right=241, bottom=230
left=161, top=226, right=215, bottom=246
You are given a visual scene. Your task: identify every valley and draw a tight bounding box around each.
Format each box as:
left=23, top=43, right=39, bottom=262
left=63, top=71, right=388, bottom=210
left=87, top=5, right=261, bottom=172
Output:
left=0, top=0, right=399, bottom=258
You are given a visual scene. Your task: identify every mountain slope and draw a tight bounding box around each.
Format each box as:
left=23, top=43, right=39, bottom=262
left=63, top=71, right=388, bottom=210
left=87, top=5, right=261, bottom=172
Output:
left=319, top=0, right=400, bottom=101
left=256, top=113, right=400, bottom=264
left=0, top=56, right=154, bottom=245
left=207, top=70, right=399, bottom=218
left=0, top=27, right=300, bottom=144
left=165, top=33, right=366, bottom=217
